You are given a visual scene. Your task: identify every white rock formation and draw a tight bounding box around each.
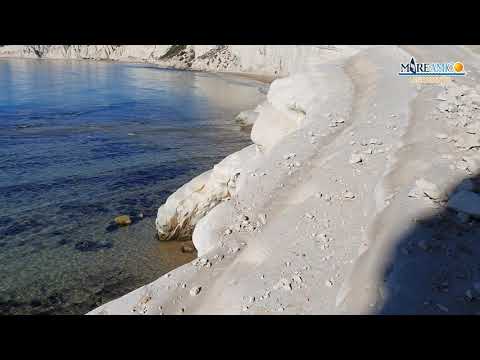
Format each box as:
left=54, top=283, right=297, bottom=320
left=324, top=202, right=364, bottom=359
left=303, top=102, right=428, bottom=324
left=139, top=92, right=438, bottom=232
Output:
left=0, top=45, right=348, bottom=77
left=0, top=45, right=172, bottom=62
left=156, top=144, right=257, bottom=244
left=9, top=44, right=480, bottom=314
left=234, top=109, right=259, bottom=127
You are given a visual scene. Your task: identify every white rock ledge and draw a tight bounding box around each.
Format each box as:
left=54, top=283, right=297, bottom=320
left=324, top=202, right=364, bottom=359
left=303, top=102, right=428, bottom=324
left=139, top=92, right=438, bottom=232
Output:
left=12, top=44, right=474, bottom=315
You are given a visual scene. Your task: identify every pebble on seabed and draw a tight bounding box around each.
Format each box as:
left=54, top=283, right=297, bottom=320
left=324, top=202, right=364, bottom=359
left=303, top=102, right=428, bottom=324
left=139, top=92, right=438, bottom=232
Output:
left=114, top=215, right=132, bottom=226
left=181, top=244, right=196, bottom=253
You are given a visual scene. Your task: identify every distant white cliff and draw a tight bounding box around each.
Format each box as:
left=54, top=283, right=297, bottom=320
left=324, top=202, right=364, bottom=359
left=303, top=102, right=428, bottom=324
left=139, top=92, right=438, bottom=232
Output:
left=0, top=45, right=336, bottom=77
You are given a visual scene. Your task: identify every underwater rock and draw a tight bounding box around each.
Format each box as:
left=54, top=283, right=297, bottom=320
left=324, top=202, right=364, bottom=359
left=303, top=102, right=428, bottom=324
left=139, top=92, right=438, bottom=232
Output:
left=114, top=215, right=132, bottom=226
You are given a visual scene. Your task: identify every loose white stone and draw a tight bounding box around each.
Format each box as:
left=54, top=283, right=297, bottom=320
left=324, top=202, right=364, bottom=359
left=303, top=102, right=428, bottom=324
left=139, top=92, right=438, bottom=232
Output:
left=466, top=121, right=480, bottom=134
left=409, top=178, right=445, bottom=201
left=274, top=278, right=292, bottom=291
left=190, top=286, right=202, bottom=296
left=435, top=133, right=449, bottom=139
left=258, top=213, right=267, bottom=225
left=292, top=275, right=303, bottom=283
left=349, top=153, right=363, bottom=164
left=455, top=133, right=480, bottom=150
left=343, top=191, right=355, bottom=199
left=325, top=280, right=334, bottom=287
left=284, top=153, right=296, bottom=160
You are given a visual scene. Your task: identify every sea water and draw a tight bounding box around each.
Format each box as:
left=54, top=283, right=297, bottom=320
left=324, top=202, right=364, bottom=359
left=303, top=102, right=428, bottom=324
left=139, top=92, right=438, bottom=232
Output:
left=0, top=58, right=266, bottom=314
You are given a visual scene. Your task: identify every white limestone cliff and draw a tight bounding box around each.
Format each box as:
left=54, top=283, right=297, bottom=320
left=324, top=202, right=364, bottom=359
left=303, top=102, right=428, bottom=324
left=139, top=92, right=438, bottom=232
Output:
left=154, top=46, right=358, bottom=254
left=88, top=45, right=480, bottom=315
left=0, top=45, right=172, bottom=62
left=5, top=44, right=480, bottom=314
left=0, top=45, right=337, bottom=76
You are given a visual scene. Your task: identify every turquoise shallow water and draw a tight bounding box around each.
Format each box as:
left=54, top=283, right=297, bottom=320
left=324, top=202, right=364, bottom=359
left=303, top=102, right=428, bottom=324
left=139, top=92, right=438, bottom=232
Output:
left=0, top=58, right=266, bottom=314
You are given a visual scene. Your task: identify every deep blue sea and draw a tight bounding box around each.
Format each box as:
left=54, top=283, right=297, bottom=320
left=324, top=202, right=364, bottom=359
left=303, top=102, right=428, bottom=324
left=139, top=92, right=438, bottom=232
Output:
left=0, top=58, right=266, bottom=314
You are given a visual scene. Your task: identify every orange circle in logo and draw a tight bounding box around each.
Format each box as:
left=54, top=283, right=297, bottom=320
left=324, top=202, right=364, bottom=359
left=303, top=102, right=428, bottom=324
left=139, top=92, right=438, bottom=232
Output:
left=454, top=62, right=464, bottom=72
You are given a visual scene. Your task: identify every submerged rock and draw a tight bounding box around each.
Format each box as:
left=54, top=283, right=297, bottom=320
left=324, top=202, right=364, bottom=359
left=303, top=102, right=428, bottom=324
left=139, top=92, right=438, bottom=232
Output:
left=74, top=240, right=112, bottom=252
left=181, top=242, right=196, bottom=253
left=235, top=109, right=259, bottom=126
left=114, top=215, right=132, bottom=226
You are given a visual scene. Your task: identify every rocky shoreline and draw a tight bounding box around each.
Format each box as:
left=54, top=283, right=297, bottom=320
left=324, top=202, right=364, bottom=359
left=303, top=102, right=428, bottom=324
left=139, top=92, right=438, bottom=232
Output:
left=90, top=45, right=480, bottom=315
left=5, top=45, right=480, bottom=314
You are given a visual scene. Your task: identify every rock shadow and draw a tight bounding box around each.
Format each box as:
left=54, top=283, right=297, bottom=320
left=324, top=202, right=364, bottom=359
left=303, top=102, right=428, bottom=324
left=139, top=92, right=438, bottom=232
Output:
left=376, top=173, right=480, bottom=315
